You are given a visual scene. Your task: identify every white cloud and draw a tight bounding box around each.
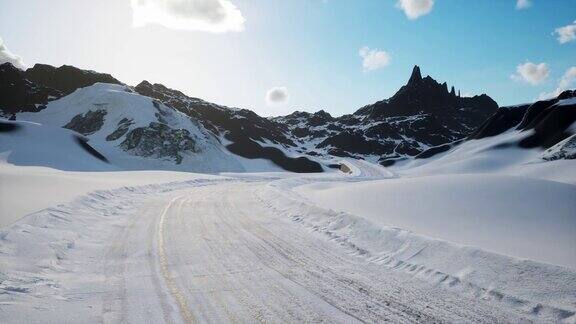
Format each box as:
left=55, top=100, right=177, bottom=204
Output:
left=396, top=0, right=434, bottom=20
left=511, top=62, right=550, bottom=85
left=516, top=0, right=531, bottom=10
left=554, top=21, right=576, bottom=44
left=0, top=37, right=25, bottom=69
left=130, top=0, right=245, bottom=33
left=359, top=47, right=391, bottom=72
left=539, top=66, right=576, bottom=99
left=266, top=87, right=289, bottom=106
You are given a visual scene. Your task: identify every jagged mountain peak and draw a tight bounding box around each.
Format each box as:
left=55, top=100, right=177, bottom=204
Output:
left=408, top=65, right=422, bottom=85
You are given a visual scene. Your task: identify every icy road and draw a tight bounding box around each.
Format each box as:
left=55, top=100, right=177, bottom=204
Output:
left=1, top=162, right=574, bottom=323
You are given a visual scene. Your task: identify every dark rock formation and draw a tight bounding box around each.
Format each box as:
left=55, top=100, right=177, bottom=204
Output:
left=425, top=90, right=576, bottom=160
left=0, top=63, right=61, bottom=114
left=275, top=65, right=499, bottom=161
left=120, top=122, right=196, bottom=164
left=0, top=62, right=121, bottom=115
left=134, top=81, right=323, bottom=172
left=106, top=118, right=133, bottom=141
left=473, top=89, right=576, bottom=151
left=25, top=64, right=121, bottom=95
left=64, top=109, right=107, bottom=135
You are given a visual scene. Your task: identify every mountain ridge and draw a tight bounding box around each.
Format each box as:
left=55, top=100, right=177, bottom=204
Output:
left=1, top=61, right=573, bottom=173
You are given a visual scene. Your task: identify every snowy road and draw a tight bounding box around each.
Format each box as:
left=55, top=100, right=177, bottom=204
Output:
left=97, top=180, right=530, bottom=323
left=1, top=165, right=574, bottom=322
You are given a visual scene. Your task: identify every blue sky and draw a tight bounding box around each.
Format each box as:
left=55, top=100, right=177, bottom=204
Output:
left=0, top=0, right=575, bottom=116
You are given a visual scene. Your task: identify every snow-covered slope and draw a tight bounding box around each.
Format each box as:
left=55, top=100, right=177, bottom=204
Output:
left=0, top=120, right=113, bottom=171
left=14, top=83, right=246, bottom=173
left=296, top=173, right=576, bottom=268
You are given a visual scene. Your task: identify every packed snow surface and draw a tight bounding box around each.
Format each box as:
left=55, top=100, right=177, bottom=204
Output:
left=0, top=161, right=223, bottom=228
left=296, top=174, right=576, bottom=268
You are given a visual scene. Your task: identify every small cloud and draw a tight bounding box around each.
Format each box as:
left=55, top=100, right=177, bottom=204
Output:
left=266, top=87, right=289, bottom=106
left=516, top=0, right=531, bottom=10
left=359, top=47, right=391, bottom=72
left=396, top=0, right=434, bottom=20
left=539, top=66, right=576, bottom=99
left=554, top=21, right=576, bottom=44
left=0, top=37, right=25, bottom=69
left=511, top=62, right=550, bottom=85
left=130, top=0, right=245, bottom=33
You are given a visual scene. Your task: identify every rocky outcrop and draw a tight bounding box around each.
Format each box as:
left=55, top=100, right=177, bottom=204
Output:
left=135, top=81, right=324, bottom=172
left=120, top=122, right=196, bottom=164
left=0, top=62, right=122, bottom=115
left=64, top=109, right=107, bottom=135
left=422, top=90, right=576, bottom=161
left=0, top=63, right=61, bottom=114
left=25, top=64, right=122, bottom=95
left=542, top=134, right=576, bottom=161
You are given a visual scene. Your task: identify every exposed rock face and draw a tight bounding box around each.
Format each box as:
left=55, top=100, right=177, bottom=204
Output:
left=0, top=63, right=61, bottom=114
left=64, top=109, right=107, bottom=135
left=471, top=90, right=576, bottom=150
left=542, top=134, right=576, bottom=161
left=134, top=81, right=324, bottom=172
left=25, top=64, right=122, bottom=95
left=421, top=90, right=576, bottom=161
left=106, top=118, right=133, bottom=141
left=0, top=63, right=121, bottom=115
left=120, top=122, right=196, bottom=164
left=274, top=66, right=499, bottom=163
left=518, top=93, right=576, bottom=150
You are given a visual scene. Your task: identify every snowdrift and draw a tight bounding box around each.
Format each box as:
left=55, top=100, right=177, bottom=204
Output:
left=262, top=171, right=576, bottom=322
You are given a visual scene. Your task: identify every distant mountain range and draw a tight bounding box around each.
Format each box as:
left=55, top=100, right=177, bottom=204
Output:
left=0, top=62, right=574, bottom=172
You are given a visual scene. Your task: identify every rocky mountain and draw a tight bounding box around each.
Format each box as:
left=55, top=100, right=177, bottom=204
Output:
left=133, top=81, right=323, bottom=172
left=1, top=61, right=573, bottom=173
left=404, top=90, right=576, bottom=167
left=0, top=62, right=122, bottom=115
left=13, top=82, right=248, bottom=173
left=273, top=66, right=499, bottom=164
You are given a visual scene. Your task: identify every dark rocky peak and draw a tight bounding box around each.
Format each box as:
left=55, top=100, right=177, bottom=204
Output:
left=283, top=111, right=311, bottom=119
left=450, top=86, right=456, bottom=96
left=308, top=110, right=334, bottom=126
left=0, top=63, right=62, bottom=114
left=25, top=64, right=122, bottom=95
left=558, top=89, right=575, bottom=100
left=407, top=65, right=422, bottom=85
left=0, top=62, right=23, bottom=76
left=136, top=80, right=187, bottom=99
left=313, top=110, right=333, bottom=119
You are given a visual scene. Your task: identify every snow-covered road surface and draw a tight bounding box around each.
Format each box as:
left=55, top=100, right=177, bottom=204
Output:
left=148, top=182, right=527, bottom=323
left=1, top=164, right=575, bottom=322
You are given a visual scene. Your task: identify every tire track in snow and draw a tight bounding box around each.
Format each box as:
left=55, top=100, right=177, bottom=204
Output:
left=158, top=196, right=195, bottom=324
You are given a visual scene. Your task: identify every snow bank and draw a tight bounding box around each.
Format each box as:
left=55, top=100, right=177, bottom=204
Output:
left=296, top=174, right=576, bottom=268
left=259, top=176, right=576, bottom=322
left=0, top=177, right=230, bottom=323
left=394, top=129, right=576, bottom=184
left=0, top=162, right=224, bottom=228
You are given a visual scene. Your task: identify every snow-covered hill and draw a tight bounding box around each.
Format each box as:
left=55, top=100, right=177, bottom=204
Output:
left=11, top=83, right=245, bottom=173
left=389, top=91, right=576, bottom=179
left=0, top=120, right=113, bottom=171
